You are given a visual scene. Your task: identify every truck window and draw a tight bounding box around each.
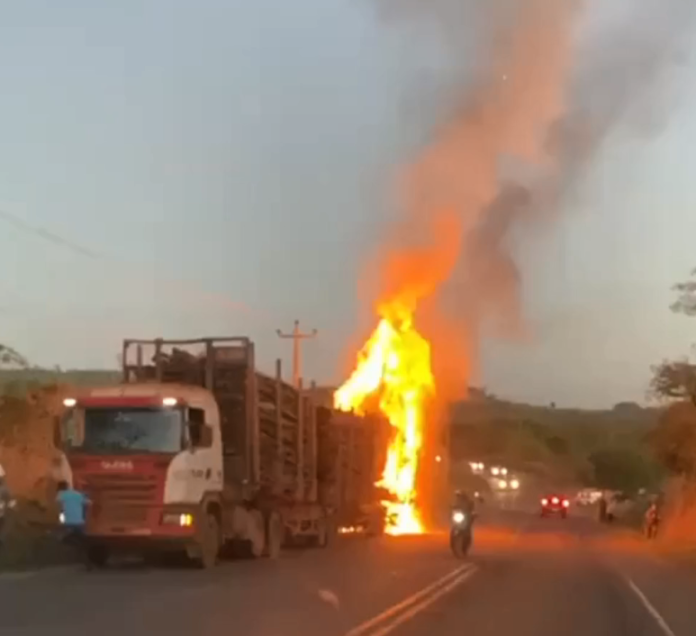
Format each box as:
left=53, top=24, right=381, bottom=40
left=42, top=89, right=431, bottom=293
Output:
left=74, top=407, right=184, bottom=454
left=188, top=407, right=205, bottom=446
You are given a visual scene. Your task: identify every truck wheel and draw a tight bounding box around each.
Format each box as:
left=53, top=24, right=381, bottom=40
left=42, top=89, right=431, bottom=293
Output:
left=316, top=517, right=334, bottom=548
left=317, top=521, right=329, bottom=548
left=85, top=544, right=109, bottom=569
left=194, top=512, right=221, bottom=569
left=243, top=509, right=265, bottom=558
left=263, top=510, right=283, bottom=559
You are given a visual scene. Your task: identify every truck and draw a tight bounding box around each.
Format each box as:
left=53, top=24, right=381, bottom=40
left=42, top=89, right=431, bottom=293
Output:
left=311, top=386, right=389, bottom=536
left=328, top=410, right=388, bottom=536
left=53, top=337, right=339, bottom=568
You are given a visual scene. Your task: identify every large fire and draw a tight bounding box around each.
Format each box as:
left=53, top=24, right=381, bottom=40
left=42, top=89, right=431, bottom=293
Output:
left=334, top=304, right=434, bottom=535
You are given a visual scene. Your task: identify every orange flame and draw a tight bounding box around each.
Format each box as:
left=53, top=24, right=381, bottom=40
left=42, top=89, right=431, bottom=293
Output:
left=334, top=304, right=433, bottom=535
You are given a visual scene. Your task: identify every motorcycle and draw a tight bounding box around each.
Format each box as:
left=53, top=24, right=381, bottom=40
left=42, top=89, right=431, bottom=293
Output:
left=450, top=509, right=475, bottom=558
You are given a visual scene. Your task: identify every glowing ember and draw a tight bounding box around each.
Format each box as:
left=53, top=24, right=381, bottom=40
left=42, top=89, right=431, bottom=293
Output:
left=334, top=307, right=434, bottom=535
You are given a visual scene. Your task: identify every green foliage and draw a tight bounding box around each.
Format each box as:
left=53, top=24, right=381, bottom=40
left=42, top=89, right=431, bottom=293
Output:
left=671, top=267, right=696, bottom=316
left=650, top=360, right=696, bottom=403
left=648, top=401, right=696, bottom=477
left=0, top=368, right=120, bottom=396
left=587, top=447, right=660, bottom=493
left=0, top=344, right=28, bottom=369
left=450, top=395, right=661, bottom=487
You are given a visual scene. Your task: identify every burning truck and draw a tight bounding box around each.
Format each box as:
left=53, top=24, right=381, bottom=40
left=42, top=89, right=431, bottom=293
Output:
left=52, top=337, right=388, bottom=568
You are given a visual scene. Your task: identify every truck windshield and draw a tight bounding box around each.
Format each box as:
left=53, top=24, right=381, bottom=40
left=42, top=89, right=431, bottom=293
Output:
left=64, top=407, right=184, bottom=454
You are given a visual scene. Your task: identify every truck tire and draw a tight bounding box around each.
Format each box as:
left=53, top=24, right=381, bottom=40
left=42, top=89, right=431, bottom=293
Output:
left=313, top=517, right=332, bottom=548
left=193, top=512, right=221, bottom=569
left=263, top=510, right=283, bottom=559
left=240, top=509, right=265, bottom=558
left=85, top=544, right=109, bottom=569
left=317, top=521, right=328, bottom=548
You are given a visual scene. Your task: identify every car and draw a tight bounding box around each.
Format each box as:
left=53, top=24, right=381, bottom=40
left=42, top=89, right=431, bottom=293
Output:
left=540, top=495, right=570, bottom=518
left=575, top=488, right=603, bottom=506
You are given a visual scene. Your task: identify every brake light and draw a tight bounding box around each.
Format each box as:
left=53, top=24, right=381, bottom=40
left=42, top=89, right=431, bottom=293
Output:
left=562, top=499, right=570, bottom=507
left=541, top=498, right=548, bottom=506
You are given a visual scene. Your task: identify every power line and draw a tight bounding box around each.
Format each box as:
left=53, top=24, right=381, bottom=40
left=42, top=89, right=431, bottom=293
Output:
left=0, top=206, right=257, bottom=319
left=277, top=320, right=318, bottom=388
left=0, top=208, right=101, bottom=259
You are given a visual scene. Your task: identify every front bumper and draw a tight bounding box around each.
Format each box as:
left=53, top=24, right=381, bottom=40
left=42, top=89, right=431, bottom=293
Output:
left=85, top=505, right=199, bottom=542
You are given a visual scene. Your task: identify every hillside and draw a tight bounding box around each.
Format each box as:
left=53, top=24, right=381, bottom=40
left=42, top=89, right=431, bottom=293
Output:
left=449, top=391, right=662, bottom=490
left=0, top=368, right=121, bottom=391
left=0, top=370, right=662, bottom=490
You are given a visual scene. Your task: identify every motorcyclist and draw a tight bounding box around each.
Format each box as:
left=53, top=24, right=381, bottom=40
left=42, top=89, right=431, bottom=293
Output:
left=453, top=490, right=476, bottom=516
left=450, top=490, right=475, bottom=558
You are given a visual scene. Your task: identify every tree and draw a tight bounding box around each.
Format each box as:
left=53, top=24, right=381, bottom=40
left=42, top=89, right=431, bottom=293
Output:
left=650, top=360, right=696, bottom=404
left=648, top=401, right=696, bottom=477
left=588, top=447, right=659, bottom=492
left=671, top=268, right=696, bottom=316
left=0, top=344, right=28, bottom=369
left=650, top=269, right=696, bottom=404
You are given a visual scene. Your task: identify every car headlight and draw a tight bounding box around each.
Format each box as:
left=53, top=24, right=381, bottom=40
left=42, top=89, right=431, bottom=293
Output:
left=59, top=512, right=65, bottom=524
left=452, top=511, right=466, bottom=524
left=510, top=479, right=520, bottom=490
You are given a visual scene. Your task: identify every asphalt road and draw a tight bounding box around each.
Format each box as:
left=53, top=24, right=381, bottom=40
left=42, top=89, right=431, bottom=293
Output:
left=2, top=509, right=696, bottom=636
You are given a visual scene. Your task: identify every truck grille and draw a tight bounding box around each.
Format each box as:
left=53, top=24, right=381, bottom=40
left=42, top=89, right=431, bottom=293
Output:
left=80, top=474, right=159, bottom=527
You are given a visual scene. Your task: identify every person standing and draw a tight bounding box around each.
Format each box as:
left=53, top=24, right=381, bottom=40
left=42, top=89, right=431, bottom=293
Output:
left=598, top=491, right=608, bottom=523
left=55, top=480, right=92, bottom=564
left=0, top=463, right=15, bottom=549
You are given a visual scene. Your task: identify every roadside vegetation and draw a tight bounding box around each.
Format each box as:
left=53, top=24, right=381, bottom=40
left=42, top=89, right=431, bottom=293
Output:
left=450, top=392, right=662, bottom=493
left=643, top=268, right=696, bottom=546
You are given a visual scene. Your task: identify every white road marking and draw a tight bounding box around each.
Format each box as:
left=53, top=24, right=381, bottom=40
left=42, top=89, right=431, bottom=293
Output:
left=626, top=577, right=677, bottom=636
left=345, top=563, right=477, bottom=636
left=366, top=567, right=477, bottom=636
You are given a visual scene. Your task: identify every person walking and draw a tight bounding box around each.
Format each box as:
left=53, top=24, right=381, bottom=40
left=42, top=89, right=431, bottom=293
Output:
left=55, top=480, right=93, bottom=566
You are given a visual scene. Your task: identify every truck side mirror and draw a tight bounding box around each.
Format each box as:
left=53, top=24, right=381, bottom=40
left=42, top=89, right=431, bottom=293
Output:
left=199, top=425, right=213, bottom=448
left=52, top=416, right=62, bottom=449
left=187, top=422, right=213, bottom=449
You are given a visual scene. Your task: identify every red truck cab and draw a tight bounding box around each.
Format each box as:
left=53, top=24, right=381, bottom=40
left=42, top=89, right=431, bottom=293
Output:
left=55, top=383, right=221, bottom=566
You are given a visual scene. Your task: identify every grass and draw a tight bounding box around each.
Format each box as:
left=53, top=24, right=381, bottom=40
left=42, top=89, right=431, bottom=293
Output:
left=0, top=500, right=76, bottom=571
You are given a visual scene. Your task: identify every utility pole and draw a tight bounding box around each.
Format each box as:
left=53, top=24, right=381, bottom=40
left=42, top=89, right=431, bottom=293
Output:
left=276, top=320, right=318, bottom=388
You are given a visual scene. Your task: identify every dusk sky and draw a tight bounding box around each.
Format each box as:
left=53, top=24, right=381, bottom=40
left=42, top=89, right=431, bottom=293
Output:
left=1, top=0, right=695, bottom=408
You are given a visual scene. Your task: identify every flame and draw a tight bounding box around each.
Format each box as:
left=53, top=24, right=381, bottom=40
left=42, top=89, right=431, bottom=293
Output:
left=334, top=304, right=434, bottom=535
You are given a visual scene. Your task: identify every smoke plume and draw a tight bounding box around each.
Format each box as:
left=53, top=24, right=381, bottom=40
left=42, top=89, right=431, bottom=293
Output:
left=369, top=0, right=695, bottom=399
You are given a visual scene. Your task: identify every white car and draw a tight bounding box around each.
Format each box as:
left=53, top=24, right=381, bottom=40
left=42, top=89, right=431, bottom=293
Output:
left=576, top=489, right=603, bottom=506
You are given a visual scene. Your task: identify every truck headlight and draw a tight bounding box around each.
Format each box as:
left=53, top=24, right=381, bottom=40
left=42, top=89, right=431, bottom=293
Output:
left=162, top=513, right=194, bottom=527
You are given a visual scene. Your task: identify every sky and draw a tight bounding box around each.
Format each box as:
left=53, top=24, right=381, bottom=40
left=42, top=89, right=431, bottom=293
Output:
left=1, top=0, right=695, bottom=408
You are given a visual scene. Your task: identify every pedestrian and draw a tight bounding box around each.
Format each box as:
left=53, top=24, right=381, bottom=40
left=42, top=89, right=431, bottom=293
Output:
left=0, top=463, right=13, bottom=548
left=598, top=491, right=608, bottom=523
left=55, top=480, right=91, bottom=564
